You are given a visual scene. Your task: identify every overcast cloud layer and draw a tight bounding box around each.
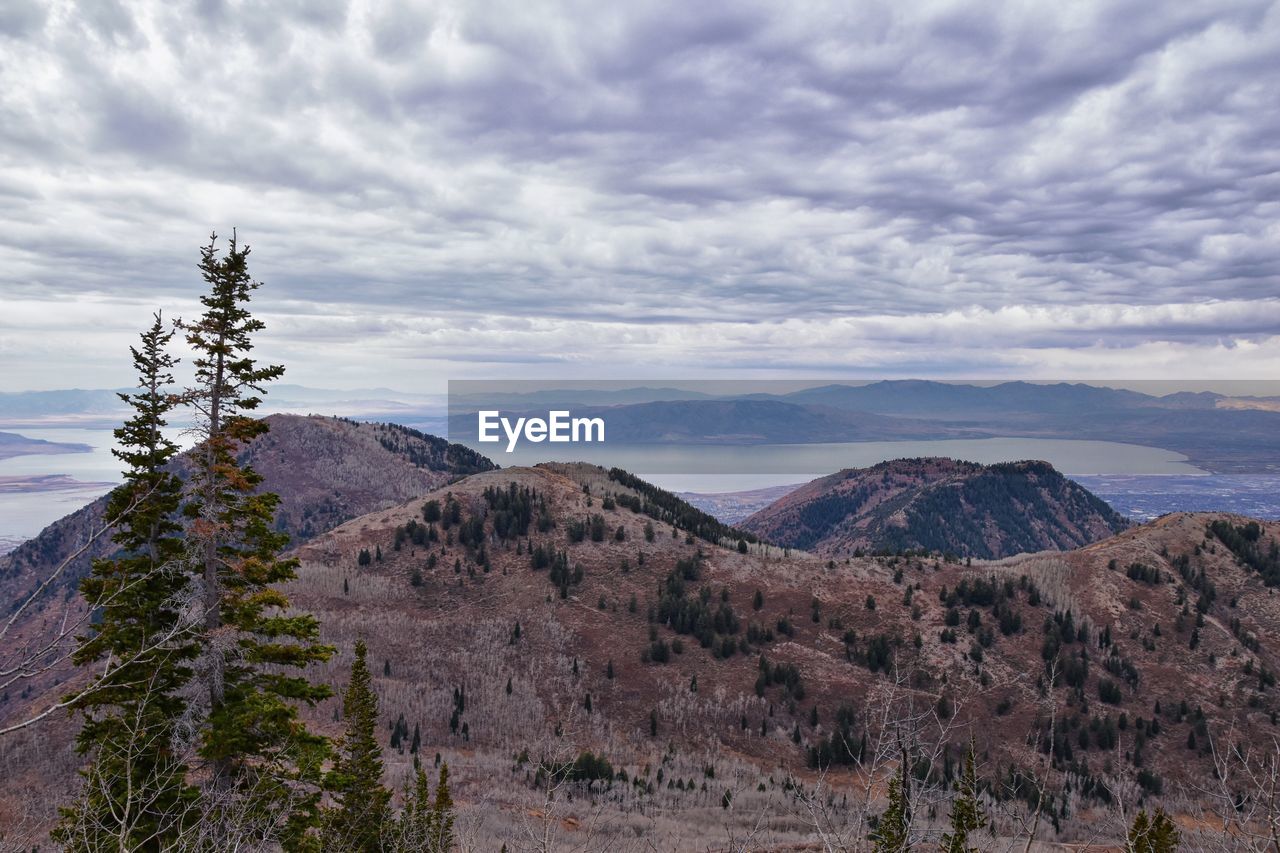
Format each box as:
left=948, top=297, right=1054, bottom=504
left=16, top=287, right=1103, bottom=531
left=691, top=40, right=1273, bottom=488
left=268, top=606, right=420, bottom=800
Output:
left=1, top=0, right=1279, bottom=390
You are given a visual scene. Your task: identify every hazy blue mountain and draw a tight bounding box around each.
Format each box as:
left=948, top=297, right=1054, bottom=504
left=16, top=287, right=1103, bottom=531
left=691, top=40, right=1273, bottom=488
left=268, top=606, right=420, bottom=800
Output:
left=449, top=398, right=977, bottom=445
left=0, top=388, right=129, bottom=419
left=449, top=385, right=717, bottom=411
left=781, top=380, right=1157, bottom=416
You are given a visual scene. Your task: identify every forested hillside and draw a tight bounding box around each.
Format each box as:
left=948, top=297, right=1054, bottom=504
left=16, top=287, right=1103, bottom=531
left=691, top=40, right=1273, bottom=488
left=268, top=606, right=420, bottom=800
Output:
left=742, top=457, right=1130, bottom=559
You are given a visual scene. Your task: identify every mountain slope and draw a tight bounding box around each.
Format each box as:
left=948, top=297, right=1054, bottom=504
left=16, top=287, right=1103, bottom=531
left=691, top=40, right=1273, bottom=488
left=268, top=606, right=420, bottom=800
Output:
left=4, top=453, right=1280, bottom=846
left=264, top=475, right=1280, bottom=846
left=740, top=457, right=1130, bottom=558
left=0, top=414, right=494, bottom=610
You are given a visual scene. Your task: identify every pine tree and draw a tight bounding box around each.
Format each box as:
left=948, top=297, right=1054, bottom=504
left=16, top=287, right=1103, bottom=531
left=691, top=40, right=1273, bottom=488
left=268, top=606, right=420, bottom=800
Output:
left=872, top=761, right=911, bottom=852
left=1127, top=807, right=1180, bottom=853
left=393, top=765, right=431, bottom=849
left=939, top=740, right=987, bottom=852
left=56, top=313, right=198, bottom=849
left=410, top=763, right=434, bottom=824
left=1149, top=810, right=1178, bottom=852
left=1128, top=812, right=1151, bottom=852
left=324, top=640, right=391, bottom=852
left=396, top=762, right=456, bottom=851
left=429, top=762, right=455, bottom=851
left=179, top=232, right=332, bottom=837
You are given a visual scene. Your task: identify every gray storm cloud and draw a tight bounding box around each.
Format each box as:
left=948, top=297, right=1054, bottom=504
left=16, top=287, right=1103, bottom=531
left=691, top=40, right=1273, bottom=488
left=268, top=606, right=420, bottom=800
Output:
left=1, top=0, right=1278, bottom=389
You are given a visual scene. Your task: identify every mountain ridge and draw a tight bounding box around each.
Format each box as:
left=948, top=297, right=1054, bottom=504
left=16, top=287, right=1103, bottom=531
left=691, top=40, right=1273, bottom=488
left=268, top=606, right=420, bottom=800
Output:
left=274, top=468, right=1280, bottom=846
left=0, top=414, right=494, bottom=610
left=740, top=457, right=1130, bottom=559
left=449, top=397, right=975, bottom=445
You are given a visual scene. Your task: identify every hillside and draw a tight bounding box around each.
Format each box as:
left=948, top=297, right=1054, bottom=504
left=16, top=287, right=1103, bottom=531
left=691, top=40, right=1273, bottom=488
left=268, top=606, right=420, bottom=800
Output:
left=272, top=475, right=1280, bottom=846
left=740, top=457, right=1130, bottom=559
left=235, top=415, right=493, bottom=541
left=5, top=457, right=1280, bottom=847
left=0, top=414, right=493, bottom=762
left=0, top=414, right=492, bottom=605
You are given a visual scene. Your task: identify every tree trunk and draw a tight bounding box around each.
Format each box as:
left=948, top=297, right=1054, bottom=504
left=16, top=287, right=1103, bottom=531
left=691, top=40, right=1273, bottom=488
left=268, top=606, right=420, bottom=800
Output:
left=203, top=346, right=226, bottom=781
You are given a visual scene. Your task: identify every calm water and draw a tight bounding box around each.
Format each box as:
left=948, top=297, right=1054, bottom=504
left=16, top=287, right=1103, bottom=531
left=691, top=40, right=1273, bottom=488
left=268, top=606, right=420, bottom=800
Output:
left=0, top=429, right=1216, bottom=549
left=0, top=427, right=186, bottom=546
left=0, top=428, right=131, bottom=481
left=483, top=437, right=1208, bottom=492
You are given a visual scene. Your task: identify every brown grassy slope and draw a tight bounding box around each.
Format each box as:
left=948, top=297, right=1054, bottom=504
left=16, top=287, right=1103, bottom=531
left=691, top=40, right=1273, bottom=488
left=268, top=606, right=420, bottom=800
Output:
left=281, top=464, right=1280, bottom=842
left=4, top=458, right=1280, bottom=848
left=236, top=414, right=493, bottom=540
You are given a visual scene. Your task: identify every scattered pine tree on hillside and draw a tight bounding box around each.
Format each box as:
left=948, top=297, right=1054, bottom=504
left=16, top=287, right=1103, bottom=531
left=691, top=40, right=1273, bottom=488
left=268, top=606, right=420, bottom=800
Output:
left=1127, top=807, right=1180, bottom=853
left=324, top=639, right=391, bottom=851
left=939, top=740, right=987, bottom=853
left=393, top=763, right=455, bottom=851
left=872, top=760, right=911, bottom=853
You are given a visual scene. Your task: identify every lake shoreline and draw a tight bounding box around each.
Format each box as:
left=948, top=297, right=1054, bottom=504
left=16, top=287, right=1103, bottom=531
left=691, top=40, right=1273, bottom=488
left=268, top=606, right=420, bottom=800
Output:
left=0, top=474, right=117, bottom=494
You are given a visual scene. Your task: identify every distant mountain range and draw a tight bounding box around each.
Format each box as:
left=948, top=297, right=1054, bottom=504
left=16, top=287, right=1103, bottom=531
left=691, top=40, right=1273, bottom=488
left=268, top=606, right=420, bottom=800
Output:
left=740, top=457, right=1130, bottom=559
left=776, top=379, right=1189, bottom=415
left=449, top=379, right=1280, bottom=417
left=448, top=398, right=974, bottom=445
left=8, top=380, right=1280, bottom=472
left=448, top=380, right=1280, bottom=473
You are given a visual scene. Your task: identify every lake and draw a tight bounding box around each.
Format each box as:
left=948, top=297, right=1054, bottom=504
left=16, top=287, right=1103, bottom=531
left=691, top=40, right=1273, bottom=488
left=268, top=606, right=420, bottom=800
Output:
left=0, top=426, right=186, bottom=548
left=481, top=436, right=1208, bottom=492
left=0, top=429, right=1221, bottom=551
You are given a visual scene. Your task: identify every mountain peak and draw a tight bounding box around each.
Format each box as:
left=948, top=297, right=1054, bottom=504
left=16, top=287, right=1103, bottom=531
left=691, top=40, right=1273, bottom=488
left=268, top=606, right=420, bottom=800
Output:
left=741, top=456, right=1129, bottom=559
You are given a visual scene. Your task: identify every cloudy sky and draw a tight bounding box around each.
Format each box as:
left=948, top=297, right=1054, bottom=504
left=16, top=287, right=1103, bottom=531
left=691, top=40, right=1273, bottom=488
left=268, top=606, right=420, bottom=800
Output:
left=1, top=0, right=1278, bottom=392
